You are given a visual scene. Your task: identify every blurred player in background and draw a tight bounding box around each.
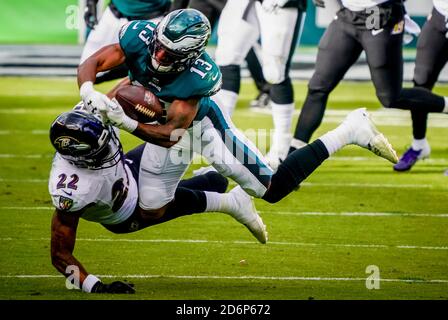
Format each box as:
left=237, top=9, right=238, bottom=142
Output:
left=393, top=0, right=448, bottom=172
left=212, top=0, right=307, bottom=169
left=49, top=107, right=267, bottom=294
left=171, top=0, right=274, bottom=109
left=81, top=0, right=171, bottom=83
left=289, top=0, right=448, bottom=161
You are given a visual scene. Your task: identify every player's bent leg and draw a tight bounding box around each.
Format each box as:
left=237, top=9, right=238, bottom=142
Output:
left=265, top=78, right=295, bottom=169
left=178, top=171, right=229, bottom=194
left=200, top=103, right=273, bottom=198
left=263, top=108, right=398, bottom=203
left=137, top=142, right=192, bottom=212
left=290, top=18, right=363, bottom=153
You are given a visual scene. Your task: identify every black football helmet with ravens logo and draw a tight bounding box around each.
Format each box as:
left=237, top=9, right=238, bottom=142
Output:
left=49, top=111, right=122, bottom=169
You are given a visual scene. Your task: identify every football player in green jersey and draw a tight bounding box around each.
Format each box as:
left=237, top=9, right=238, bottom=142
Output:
left=78, top=9, right=399, bottom=227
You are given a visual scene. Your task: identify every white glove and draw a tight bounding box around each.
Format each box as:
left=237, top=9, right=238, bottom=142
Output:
left=262, top=0, right=288, bottom=13
left=80, top=81, right=111, bottom=115
left=98, top=98, right=138, bottom=133
left=403, top=14, right=421, bottom=45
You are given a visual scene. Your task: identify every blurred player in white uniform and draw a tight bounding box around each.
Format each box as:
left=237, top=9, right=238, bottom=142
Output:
left=213, top=0, right=307, bottom=168
left=49, top=106, right=267, bottom=294
left=81, top=0, right=170, bottom=83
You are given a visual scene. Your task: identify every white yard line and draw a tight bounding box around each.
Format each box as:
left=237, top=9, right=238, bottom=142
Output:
left=0, top=237, right=446, bottom=251
left=0, top=274, right=446, bottom=284
left=1, top=207, right=447, bottom=218
left=0, top=178, right=442, bottom=189
left=260, top=211, right=448, bottom=218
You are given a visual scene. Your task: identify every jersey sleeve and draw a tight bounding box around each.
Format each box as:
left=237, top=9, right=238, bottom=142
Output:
left=119, top=20, right=156, bottom=57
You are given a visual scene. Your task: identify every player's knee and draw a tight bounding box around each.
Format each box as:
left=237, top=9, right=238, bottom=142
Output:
left=377, top=92, right=399, bottom=109
left=308, top=76, right=334, bottom=95
left=262, top=60, right=286, bottom=84
left=139, top=187, right=172, bottom=211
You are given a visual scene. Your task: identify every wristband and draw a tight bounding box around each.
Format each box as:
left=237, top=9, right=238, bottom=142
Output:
left=80, top=81, right=94, bottom=100
left=121, top=115, right=138, bottom=133
left=82, top=274, right=101, bottom=293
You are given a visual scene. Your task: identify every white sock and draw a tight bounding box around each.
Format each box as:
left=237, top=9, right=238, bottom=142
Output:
left=444, top=97, right=448, bottom=113
left=411, top=138, right=428, bottom=151
left=204, top=192, right=233, bottom=213
left=271, top=102, right=294, bottom=139
left=211, top=89, right=239, bottom=116
left=319, top=125, right=351, bottom=156
left=270, top=102, right=294, bottom=157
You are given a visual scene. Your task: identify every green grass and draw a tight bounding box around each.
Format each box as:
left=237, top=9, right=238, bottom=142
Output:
left=0, top=77, right=447, bottom=300
left=0, top=1, right=79, bottom=44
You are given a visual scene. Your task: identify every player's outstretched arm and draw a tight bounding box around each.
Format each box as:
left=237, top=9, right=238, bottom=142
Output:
left=77, top=44, right=126, bottom=113
left=51, top=210, right=135, bottom=294
left=78, top=44, right=125, bottom=87
left=51, top=209, right=89, bottom=286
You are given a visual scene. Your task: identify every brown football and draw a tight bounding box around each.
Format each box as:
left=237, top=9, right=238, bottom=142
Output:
left=115, top=85, right=164, bottom=123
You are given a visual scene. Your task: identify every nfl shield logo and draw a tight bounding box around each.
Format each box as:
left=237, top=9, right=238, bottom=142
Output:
left=59, top=196, right=74, bottom=211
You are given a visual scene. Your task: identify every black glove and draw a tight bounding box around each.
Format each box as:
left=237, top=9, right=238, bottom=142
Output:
left=84, top=0, right=99, bottom=29
left=91, top=280, right=136, bottom=294
left=313, top=0, right=326, bottom=8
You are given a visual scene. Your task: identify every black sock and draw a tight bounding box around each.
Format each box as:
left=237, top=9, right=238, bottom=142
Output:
left=411, top=110, right=428, bottom=140
left=220, top=65, right=241, bottom=93
left=178, top=172, right=228, bottom=193
left=158, top=187, right=208, bottom=223
left=263, top=139, right=329, bottom=203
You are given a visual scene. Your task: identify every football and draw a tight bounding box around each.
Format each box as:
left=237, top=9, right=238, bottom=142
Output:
left=115, top=85, right=164, bottom=123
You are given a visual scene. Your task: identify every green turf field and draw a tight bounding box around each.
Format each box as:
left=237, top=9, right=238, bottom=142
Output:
left=0, top=77, right=447, bottom=300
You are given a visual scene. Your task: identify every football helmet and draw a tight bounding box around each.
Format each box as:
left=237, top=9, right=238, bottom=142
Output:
left=49, top=111, right=121, bottom=169
left=148, top=9, right=211, bottom=73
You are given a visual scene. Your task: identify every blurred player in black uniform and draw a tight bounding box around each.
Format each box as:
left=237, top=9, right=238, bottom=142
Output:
left=393, top=0, right=448, bottom=171
left=289, top=0, right=448, bottom=163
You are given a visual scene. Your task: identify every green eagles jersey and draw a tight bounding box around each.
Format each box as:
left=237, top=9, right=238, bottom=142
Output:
left=118, top=20, right=222, bottom=121
left=111, top=0, right=170, bottom=18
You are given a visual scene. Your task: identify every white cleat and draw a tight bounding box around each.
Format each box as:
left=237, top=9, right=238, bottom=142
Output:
left=343, top=108, right=399, bottom=164
left=226, top=186, right=268, bottom=244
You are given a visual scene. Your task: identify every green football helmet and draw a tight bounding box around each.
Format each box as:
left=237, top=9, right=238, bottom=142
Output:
left=148, top=9, right=211, bottom=73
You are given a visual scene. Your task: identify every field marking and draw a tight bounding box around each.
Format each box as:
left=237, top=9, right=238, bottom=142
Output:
left=0, top=178, right=442, bottom=190
left=0, top=274, right=447, bottom=284
left=260, top=211, right=448, bottom=218
left=1, top=207, right=447, bottom=218
left=2, top=154, right=447, bottom=165
left=0, top=130, right=47, bottom=135
left=0, top=237, right=446, bottom=251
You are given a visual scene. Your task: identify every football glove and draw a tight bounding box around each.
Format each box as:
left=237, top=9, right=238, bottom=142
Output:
left=262, top=0, right=289, bottom=13
left=80, top=81, right=112, bottom=117
left=313, top=0, right=326, bottom=8
left=98, top=98, right=138, bottom=133
left=84, top=0, right=99, bottom=29
left=91, top=280, right=135, bottom=294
